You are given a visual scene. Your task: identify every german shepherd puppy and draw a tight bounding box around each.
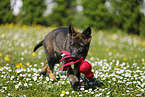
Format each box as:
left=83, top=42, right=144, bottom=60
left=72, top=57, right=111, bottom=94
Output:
left=33, top=25, right=92, bottom=90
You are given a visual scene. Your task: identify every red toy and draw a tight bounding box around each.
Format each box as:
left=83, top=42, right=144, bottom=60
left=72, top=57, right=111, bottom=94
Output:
left=59, top=50, right=94, bottom=79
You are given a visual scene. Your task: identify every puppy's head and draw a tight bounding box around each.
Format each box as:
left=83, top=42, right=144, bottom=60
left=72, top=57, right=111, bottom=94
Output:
left=68, top=25, right=92, bottom=59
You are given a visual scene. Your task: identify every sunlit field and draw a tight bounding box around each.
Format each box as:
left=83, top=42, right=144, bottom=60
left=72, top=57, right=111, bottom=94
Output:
left=0, top=23, right=145, bottom=97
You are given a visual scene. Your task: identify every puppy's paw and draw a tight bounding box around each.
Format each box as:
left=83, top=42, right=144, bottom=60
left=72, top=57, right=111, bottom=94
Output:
left=68, top=75, right=80, bottom=90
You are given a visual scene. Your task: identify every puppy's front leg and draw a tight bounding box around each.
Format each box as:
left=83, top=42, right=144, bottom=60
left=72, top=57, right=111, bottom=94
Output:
left=67, top=65, right=80, bottom=90
left=74, top=63, right=80, bottom=80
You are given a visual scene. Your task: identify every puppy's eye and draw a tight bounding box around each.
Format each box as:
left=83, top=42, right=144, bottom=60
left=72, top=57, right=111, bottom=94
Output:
left=80, top=43, right=84, bottom=47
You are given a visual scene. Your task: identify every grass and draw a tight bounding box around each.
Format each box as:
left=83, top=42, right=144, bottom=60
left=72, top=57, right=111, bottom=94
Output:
left=0, top=23, right=145, bottom=97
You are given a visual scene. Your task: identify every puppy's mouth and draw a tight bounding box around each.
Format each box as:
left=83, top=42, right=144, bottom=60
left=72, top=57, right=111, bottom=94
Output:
left=70, top=54, right=81, bottom=60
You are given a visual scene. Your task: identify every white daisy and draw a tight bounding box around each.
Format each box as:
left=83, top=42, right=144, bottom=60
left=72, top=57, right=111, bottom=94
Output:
left=15, top=85, right=19, bottom=89
left=24, top=83, right=28, bottom=86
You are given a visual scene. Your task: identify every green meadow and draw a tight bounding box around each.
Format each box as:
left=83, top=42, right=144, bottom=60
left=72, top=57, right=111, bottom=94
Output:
left=0, top=24, right=145, bottom=97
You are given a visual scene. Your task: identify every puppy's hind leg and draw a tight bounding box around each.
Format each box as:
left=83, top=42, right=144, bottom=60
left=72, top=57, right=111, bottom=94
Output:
left=40, top=60, right=57, bottom=81
left=47, top=62, right=57, bottom=81
left=39, top=60, right=48, bottom=75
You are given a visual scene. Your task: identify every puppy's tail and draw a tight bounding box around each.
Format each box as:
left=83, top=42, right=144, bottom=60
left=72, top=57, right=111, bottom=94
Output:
left=33, top=40, right=44, bottom=52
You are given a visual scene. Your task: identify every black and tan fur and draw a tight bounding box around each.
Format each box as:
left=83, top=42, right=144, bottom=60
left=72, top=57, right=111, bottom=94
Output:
left=33, top=25, right=92, bottom=90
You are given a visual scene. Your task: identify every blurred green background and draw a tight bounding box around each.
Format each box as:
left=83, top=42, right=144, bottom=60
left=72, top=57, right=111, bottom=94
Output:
left=0, top=0, right=145, bottom=36
left=0, top=1, right=145, bottom=96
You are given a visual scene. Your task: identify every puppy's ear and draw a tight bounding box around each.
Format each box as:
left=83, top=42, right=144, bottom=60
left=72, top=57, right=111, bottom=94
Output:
left=68, top=24, right=78, bottom=39
left=82, top=27, right=91, bottom=39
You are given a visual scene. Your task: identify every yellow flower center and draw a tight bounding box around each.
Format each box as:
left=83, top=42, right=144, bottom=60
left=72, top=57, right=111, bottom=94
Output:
left=61, top=91, right=66, bottom=94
